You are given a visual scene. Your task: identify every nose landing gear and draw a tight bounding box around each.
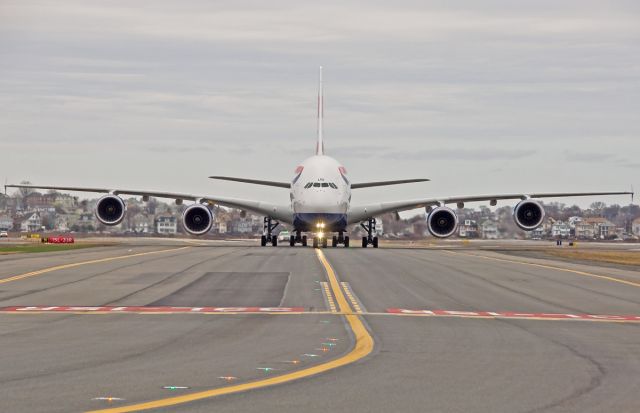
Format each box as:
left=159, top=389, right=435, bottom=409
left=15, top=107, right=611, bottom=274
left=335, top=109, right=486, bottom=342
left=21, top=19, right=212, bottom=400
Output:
left=360, top=218, right=379, bottom=248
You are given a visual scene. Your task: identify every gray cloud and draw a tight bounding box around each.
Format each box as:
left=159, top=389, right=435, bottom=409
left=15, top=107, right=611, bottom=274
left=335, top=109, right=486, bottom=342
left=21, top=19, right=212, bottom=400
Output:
left=0, top=0, right=637, bottom=208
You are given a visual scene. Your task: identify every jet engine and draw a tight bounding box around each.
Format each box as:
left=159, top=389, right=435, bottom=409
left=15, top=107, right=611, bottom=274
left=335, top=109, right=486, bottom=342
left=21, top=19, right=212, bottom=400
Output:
left=182, top=204, right=213, bottom=235
left=427, top=206, right=458, bottom=238
left=95, top=195, right=126, bottom=225
left=513, top=199, right=545, bottom=230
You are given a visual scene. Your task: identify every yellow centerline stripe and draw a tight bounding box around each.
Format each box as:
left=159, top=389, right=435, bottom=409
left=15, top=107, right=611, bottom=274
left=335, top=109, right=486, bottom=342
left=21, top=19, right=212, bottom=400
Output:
left=0, top=246, right=191, bottom=285
left=444, top=250, right=640, bottom=288
left=84, top=249, right=374, bottom=413
left=321, top=281, right=338, bottom=313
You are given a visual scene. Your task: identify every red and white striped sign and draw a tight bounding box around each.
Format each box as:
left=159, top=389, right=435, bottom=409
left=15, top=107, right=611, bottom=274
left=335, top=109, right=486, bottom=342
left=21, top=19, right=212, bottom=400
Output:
left=45, top=236, right=75, bottom=244
left=0, top=306, right=305, bottom=313
left=387, top=308, right=640, bottom=321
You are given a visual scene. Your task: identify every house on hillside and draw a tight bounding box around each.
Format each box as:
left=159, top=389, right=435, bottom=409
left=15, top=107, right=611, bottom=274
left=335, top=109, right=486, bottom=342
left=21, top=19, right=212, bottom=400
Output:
left=155, top=216, right=177, bottom=234
left=458, top=220, right=478, bottom=238
left=575, top=221, right=595, bottom=239
left=0, top=214, right=13, bottom=231
left=76, top=213, right=96, bottom=231
left=551, top=221, right=571, bottom=238
left=632, top=217, right=640, bottom=237
left=582, top=217, right=616, bottom=239
left=131, top=213, right=153, bottom=233
left=480, top=220, right=498, bottom=239
left=16, top=212, right=41, bottom=232
left=229, top=218, right=252, bottom=234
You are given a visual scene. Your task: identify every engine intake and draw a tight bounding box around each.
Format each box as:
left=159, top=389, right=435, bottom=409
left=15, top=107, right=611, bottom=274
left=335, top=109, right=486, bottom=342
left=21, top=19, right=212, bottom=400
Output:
left=182, top=204, right=213, bottom=235
left=513, top=199, right=545, bottom=230
left=427, top=206, right=458, bottom=238
left=95, top=195, right=126, bottom=225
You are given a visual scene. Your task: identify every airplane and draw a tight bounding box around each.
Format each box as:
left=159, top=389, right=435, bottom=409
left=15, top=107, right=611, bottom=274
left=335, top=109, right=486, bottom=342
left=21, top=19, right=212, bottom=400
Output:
left=6, top=67, right=633, bottom=248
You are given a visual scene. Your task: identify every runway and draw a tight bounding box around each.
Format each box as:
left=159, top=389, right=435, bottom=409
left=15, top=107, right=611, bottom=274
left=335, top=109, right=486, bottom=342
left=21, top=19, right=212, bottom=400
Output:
left=0, top=241, right=639, bottom=412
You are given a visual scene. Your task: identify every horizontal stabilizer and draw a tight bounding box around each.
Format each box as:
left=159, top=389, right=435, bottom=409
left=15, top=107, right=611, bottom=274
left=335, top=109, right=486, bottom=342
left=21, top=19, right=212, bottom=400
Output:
left=352, top=179, right=430, bottom=189
left=209, top=176, right=290, bottom=188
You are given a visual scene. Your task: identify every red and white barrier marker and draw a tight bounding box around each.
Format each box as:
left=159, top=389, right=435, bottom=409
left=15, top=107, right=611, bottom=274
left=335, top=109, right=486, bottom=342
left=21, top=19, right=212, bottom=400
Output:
left=0, top=306, right=305, bottom=313
left=45, top=236, right=75, bottom=244
left=387, top=308, right=640, bottom=321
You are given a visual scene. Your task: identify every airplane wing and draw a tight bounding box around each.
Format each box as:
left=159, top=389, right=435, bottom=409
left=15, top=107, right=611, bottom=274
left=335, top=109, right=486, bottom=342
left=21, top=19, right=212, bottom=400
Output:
left=209, top=176, right=290, bottom=188
left=209, top=176, right=430, bottom=189
left=4, top=184, right=294, bottom=223
left=351, top=179, right=430, bottom=189
left=347, top=191, right=633, bottom=224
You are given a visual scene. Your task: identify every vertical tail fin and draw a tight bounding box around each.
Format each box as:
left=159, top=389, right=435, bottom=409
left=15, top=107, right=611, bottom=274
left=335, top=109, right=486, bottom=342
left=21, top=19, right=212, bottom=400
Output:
left=316, top=66, right=324, bottom=155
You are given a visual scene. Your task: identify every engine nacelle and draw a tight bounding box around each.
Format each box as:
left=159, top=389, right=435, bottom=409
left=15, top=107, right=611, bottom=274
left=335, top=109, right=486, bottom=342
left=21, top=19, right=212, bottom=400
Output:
left=513, top=199, right=545, bottom=230
left=182, top=204, right=213, bottom=235
left=95, top=195, right=126, bottom=225
left=427, top=206, right=458, bottom=238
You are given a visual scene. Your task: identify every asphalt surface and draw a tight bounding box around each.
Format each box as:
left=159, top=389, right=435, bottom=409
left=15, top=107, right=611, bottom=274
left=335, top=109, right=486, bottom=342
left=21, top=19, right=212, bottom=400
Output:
left=0, top=240, right=639, bottom=413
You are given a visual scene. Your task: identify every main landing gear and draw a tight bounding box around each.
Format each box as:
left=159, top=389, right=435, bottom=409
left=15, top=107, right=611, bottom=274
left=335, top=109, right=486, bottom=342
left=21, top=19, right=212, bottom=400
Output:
left=289, top=230, right=308, bottom=247
left=260, top=217, right=279, bottom=247
left=330, top=232, right=349, bottom=248
left=361, top=218, right=379, bottom=248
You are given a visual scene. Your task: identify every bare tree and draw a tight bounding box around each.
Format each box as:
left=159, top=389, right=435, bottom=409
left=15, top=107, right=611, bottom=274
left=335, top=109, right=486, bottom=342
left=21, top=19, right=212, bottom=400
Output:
left=17, top=180, right=34, bottom=198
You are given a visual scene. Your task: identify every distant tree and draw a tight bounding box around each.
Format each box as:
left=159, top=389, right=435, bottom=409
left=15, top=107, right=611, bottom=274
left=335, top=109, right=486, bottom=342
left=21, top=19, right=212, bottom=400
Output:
left=413, top=221, right=427, bottom=238
left=146, top=197, right=159, bottom=215
left=602, top=204, right=620, bottom=222
left=17, top=180, right=34, bottom=198
left=561, top=204, right=583, bottom=220
left=126, top=203, right=142, bottom=229
left=478, top=205, right=492, bottom=218
left=543, top=202, right=564, bottom=220
left=590, top=202, right=606, bottom=216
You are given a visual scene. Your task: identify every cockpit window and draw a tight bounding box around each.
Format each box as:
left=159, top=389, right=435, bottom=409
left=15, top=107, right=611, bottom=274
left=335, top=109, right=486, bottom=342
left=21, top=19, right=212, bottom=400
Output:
left=304, top=181, right=338, bottom=189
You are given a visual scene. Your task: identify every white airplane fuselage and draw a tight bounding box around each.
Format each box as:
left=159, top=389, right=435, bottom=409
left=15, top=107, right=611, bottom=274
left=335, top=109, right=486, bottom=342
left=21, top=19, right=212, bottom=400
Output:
left=290, top=155, right=351, bottom=232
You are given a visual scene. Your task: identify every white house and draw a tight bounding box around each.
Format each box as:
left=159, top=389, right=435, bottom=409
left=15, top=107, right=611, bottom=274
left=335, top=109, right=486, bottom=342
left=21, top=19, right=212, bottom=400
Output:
left=131, top=213, right=153, bottom=233
left=18, top=212, right=41, bottom=232
left=551, top=221, right=571, bottom=238
left=155, top=216, right=177, bottom=234
left=0, top=214, right=12, bottom=231
left=632, top=217, right=640, bottom=237
left=480, top=221, right=498, bottom=239
left=458, top=220, right=478, bottom=238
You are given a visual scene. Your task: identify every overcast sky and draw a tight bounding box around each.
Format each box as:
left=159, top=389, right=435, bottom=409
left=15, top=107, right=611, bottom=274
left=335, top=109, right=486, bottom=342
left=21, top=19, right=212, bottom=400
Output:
left=1, top=0, right=638, bottom=211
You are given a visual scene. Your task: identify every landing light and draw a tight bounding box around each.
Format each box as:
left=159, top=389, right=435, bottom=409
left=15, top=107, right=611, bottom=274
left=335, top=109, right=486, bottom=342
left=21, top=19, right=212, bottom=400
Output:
left=318, top=232, right=324, bottom=239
